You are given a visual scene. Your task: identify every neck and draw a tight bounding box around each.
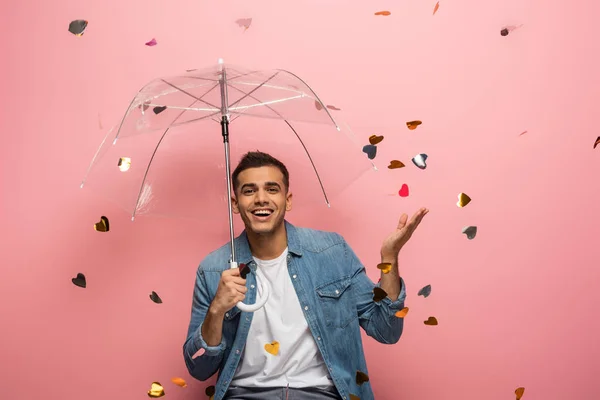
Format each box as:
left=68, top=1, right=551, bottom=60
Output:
left=246, top=222, right=288, bottom=260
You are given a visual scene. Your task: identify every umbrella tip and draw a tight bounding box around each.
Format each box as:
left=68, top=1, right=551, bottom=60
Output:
left=218, top=58, right=224, bottom=64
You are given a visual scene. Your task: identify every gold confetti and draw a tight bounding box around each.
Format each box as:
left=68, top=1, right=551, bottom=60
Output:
left=171, top=377, right=187, bottom=387
left=374, top=11, right=391, bottom=16
left=457, top=192, right=471, bottom=207
left=356, top=371, right=370, bottom=385
left=118, top=157, right=131, bottom=172
left=433, top=2, right=440, bottom=15
left=388, top=160, right=405, bottom=169
left=147, top=382, right=165, bottom=398
left=264, top=341, right=280, bottom=355
left=373, top=287, right=387, bottom=302
left=94, top=216, right=109, bottom=232
left=350, top=394, right=361, bottom=400
left=377, top=263, right=392, bottom=274
left=395, top=307, right=409, bottom=318
left=515, top=387, right=525, bottom=399
left=424, top=316, right=438, bottom=325
left=406, top=120, right=422, bottom=130
left=369, top=135, right=384, bottom=145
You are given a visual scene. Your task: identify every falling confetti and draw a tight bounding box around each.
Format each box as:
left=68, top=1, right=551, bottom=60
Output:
left=171, top=377, right=187, bottom=388
left=501, top=24, right=524, bottom=36
left=147, top=382, right=165, bottom=398
left=515, top=387, right=525, bottom=400
left=373, top=287, right=387, bottom=302
left=398, top=184, right=409, bottom=197
left=433, top=2, right=440, bottom=15
left=264, top=341, right=280, bottom=355
left=395, top=307, right=409, bottom=318
left=349, top=394, right=360, bottom=400
left=388, top=160, right=405, bottom=169
left=594, top=136, right=600, bottom=149
left=314, top=100, right=324, bottom=110
left=153, top=106, right=167, bottom=114
left=462, top=226, right=477, bottom=239
left=519, top=130, right=528, bottom=136
left=457, top=192, right=471, bottom=207
left=377, top=263, right=392, bottom=274
left=424, top=316, right=438, bottom=325
left=362, top=144, right=377, bottom=159
left=205, top=385, right=216, bottom=397
left=406, top=121, right=422, bottom=130
left=239, top=263, right=250, bottom=279
left=71, top=273, right=86, bottom=288
left=68, top=20, right=88, bottom=36
left=356, top=371, right=370, bottom=385
left=94, top=216, right=109, bottom=232
left=145, top=38, right=157, bottom=46
left=418, top=284, right=431, bottom=298
left=149, top=291, right=163, bottom=304
left=192, top=348, right=206, bottom=359
left=501, top=28, right=509, bottom=36
left=326, top=105, right=341, bottom=110
left=412, top=153, right=428, bottom=169
left=235, top=18, right=252, bottom=31
left=368, top=135, right=384, bottom=145
left=374, top=11, right=391, bottom=16
left=118, top=157, right=131, bottom=172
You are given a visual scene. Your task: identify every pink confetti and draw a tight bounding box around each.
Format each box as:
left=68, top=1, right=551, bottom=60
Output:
left=192, top=348, right=206, bottom=359
left=398, top=184, right=409, bottom=197
left=314, top=100, right=323, bottom=111
left=235, top=18, right=252, bottom=31
left=518, top=130, right=527, bottom=136
left=145, top=38, right=157, bottom=46
left=326, top=105, right=341, bottom=111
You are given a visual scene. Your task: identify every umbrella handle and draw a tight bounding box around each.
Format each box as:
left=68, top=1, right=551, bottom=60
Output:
left=229, top=261, right=270, bottom=312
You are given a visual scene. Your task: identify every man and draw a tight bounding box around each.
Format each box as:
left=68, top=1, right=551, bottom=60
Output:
left=183, top=151, right=428, bottom=400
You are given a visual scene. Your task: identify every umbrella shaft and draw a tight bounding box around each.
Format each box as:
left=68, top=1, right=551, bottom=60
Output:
left=221, top=116, right=236, bottom=264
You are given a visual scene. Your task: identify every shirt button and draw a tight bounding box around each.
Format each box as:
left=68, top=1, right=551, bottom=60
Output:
left=293, top=274, right=297, bottom=279
left=246, top=317, right=250, bottom=321
left=225, top=313, right=229, bottom=318
left=317, top=337, right=321, bottom=340
left=304, top=306, right=308, bottom=310
left=251, top=284, right=255, bottom=289
left=335, top=289, right=339, bottom=294
left=236, top=350, right=240, bottom=354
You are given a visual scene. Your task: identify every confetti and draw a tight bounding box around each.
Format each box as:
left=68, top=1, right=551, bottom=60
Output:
left=314, top=100, right=324, bottom=110
left=374, top=11, right=391, bottom=16
left=433, top=2, right=440, bottom=15
left=424, top=316, right=438, bottom=325
left=457, top=192, right=471, bottom=207
left=118, top=157, right=131, bottom=172
left=71, top=273, right=86, bottom=288
left=515, top=387, right=525, bottom=400
left=147, top=382, right=165, bottom=398
left=149, top=291, right=162, bottom=304
left=501, top=28, right=509, bottom=36
left=412, top=153, right=428, bottom=169
left=369, top=135, right=384, bottom=145
left=362, top=144, right=377, bottom=159
left=98, top=113, right=103, bottom=130
left=377, top=263, right=392, bottom=274
left=171, top=377, right=187, bottom=388
left=462, top=226, right=477, bottom=239
left=264, top=341, right=280, bottom=355
left=501, top=24, right=524, bottom=36
left=373, top=287, right=387, bottom=302
left=205, top=385, right=216, bottom=397
left=398, top=184, right=409, bottom=197
left=94, top=216, right=109, bottom=232
left=418, top=284, right=431, bottom=298
left=594, top=136, right=600, bottom=149
left=145, top=38, right=157, bottom=46
left=395, top=307, right=409, bottom=318
left=68, top=20, right=88, bottom=36
left=235, top=18, right=252, bottom=31
left=349, top=394, right=360, bottom=400
left=192, top=348, right=206, bottom=359
left=153, top=106, right=167, bottom=114
left=238, top=263, right=250, bottom=279
left=388, top=160, right=405, bottom=169
left=356, top=371, right=370, bottom=385
left=519, top=130, right=528, bottom=136
left=406, top=120, right=422, bottom=130
left=326, top=105, right=341, bottom=110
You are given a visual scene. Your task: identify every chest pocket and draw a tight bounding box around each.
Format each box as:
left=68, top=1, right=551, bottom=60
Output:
left=316, top=276, right=357, bottom=329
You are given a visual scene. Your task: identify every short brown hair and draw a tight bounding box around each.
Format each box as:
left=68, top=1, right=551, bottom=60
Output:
left=232, top=151, right=290, bottom=195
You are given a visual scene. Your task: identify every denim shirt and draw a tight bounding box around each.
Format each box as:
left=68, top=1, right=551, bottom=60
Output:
left=183, top=220, right=407, bottom=400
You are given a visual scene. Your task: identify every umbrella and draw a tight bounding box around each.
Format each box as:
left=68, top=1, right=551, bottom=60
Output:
left=80, top=59, right=378, bottom=312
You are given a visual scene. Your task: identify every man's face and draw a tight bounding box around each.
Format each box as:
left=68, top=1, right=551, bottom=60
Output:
left=232, top=166, right=292, bottom=235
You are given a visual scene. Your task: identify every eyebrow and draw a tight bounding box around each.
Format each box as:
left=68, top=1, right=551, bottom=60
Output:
left=240, top=182, right=281, bottom=190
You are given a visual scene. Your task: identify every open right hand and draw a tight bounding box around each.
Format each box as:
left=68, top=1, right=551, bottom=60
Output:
left=210, top=268, right=247, bottom=315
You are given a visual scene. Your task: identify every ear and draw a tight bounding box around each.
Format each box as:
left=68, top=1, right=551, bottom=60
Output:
left=286, top=191, right=293, bottom=211
left=231, top=195, right=240, bottom=214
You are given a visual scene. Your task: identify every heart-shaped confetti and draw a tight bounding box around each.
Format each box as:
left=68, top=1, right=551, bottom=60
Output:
left=171, top=377, right=187, bottom=388
left=235, top=18, right=252, bottom=30
left=369, top=135, right=384, bottom=145
left=314, top=100, right=324, bottom=110
left=118, top=157, right=131, bottom=172
left=71, top=273, right=86, bottom=288
left=433, top=2, right=440, bottom=15
left=395, top=307, right=409, bottom=318
left=457, top=192, right=471, bottom=207
left=94, top=216, right=109, bottom=232
left=388, top=160, right=405, bottom=169
left=153, top=106, right=167, bottom=114
left=192, top=348, right=206, bottom=359
left=372, top=287, right=387, bottom=302
left=412, top=153, right=428, bottom=169
left=148, top=382, right=165, bottom=398
left=326, top=105, right=341, bottom=110
left=501, top=28, right=509, bottom=36
left=362, top=145, right=377, bottom=159
left=205, top=385, right=216, bottom=397
left=68, top=20, right=88, bottom=36
left=377, top=263, right=392, bottom=274
left=501, top=24, right=524, bottom=36
left=418, top=284, right=431, bottom=298
left=398, top=184, right=409, bottom=197
left=594, top=136, right=600, bottom=149
left=145, top=38, right=157, bottom=46
left=515, top=387, right=525, bottom=400
left=424, top=316, right=438, bottom=325
left=264, top=341, right=280, bottom=355
left=349, top=394, right=360, bottom=400
left=406, top=120, right=422, bottom=130
left=356, top=371, right=370, bottom=385
left=462, top=226, right=477, bottom=239
left=374, top=11, right=391, bottom=16
left=238, top=263, right=250, bottom=279
left=149, top=291, right=162, bottom=304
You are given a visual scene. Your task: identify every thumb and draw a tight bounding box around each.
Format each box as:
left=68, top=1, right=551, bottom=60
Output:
left=397, top=213, right=408, bottom=229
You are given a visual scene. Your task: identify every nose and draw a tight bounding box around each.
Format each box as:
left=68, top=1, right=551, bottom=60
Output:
left=254, top=188, right=269, bottom=204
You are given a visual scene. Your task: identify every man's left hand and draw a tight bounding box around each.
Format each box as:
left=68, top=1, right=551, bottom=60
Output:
left=380, top=207, right=429, bottom=259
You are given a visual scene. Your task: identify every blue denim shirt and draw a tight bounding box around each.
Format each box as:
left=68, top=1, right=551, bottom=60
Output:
left=183, top=220, right=407, bottom=400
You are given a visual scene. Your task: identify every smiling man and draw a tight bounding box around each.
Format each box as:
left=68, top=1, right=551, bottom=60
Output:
left=183, top=151, right=428, bottom=400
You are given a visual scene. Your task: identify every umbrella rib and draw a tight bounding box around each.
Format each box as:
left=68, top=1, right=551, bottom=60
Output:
left=227, top=71, right=281, bottom=110
left=160, top=79, right=222, bottom=111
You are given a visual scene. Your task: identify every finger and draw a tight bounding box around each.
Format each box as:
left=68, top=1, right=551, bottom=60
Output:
left=231, top=277, right=247, bottom=286
left=397, top=213, right=408, bottom=230
left=234, top=285, right=248, bottom=294
left=226, top=268, right=241, bottom=277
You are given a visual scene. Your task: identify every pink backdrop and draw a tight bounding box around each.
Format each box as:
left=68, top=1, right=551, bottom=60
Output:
left=2, top=0, right=600, bottom=399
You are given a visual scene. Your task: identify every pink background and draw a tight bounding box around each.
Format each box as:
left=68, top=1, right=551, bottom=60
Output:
left=2, top=0, right=600, bottom=399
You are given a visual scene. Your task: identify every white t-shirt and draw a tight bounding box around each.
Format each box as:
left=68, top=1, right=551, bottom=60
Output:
left=229, top=247, right=333, bottom=388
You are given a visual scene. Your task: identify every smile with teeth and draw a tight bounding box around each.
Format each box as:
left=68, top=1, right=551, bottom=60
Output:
left=251, top=209, right=273, bottom=219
